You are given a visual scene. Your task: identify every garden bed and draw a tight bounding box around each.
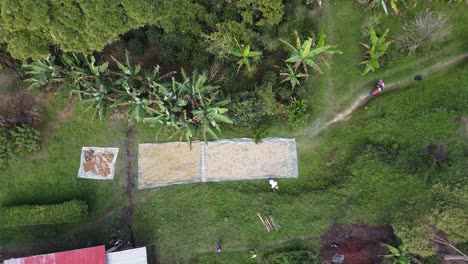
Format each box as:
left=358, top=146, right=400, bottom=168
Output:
left=78, top=147, right=119, bottom=180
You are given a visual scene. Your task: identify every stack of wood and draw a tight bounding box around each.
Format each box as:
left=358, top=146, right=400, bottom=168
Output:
left=257, top=213, right=279, bottom=232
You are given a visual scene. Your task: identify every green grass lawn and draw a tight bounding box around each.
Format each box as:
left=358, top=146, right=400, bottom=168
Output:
left=132, top=64, right=467, bottom=262
left=0, top=94, right=128, bottom=248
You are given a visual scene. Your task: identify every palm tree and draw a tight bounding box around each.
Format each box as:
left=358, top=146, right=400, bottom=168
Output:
left=230, top=38, right=262, bottom=73
left=280, top=63, right=309, bottom=90
left=361, top=27, right=393, bottom=75
left=280, top=31, right=342, bottom=75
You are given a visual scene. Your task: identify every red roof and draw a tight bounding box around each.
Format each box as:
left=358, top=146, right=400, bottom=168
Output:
left=4, top=246, right=106, bottom=264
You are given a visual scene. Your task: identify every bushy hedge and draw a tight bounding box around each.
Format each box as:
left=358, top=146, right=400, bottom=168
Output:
left=0, top=200, right=88, bottom=227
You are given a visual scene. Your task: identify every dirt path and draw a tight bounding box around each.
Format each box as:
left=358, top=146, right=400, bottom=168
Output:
left=300, top=52, right=468, bottom=138
left=122, top=125, right=137, bottom=247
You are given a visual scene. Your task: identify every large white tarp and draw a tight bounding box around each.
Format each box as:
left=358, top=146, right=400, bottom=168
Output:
left=138, top=138, right=298, bottom=188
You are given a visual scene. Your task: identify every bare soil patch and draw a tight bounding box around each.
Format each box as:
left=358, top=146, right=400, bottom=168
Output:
left=319, top=224, right=395, bottom=264
left=78, top=147, right=119, bottom=179
left=0, top=90, right=45, bottom=126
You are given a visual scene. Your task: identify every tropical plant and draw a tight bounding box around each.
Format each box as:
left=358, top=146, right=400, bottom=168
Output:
left=65, top=55, right=112, bottom=120
left=280, top=64, right=309, bottom=89
left=280, top=31, right=342, bottom=75
left=361, top=27, right=393, bottom=75
left=396, top=10, right=451, bottom=53
left=144, top=72, right=232, bottom=145
left=22, top=57, right=66, bottom=90
left=231, top=38, right=262, bottom=73
left=23, top=51, right=233, bottom=146
left=383, top=244, right=412, bottom=264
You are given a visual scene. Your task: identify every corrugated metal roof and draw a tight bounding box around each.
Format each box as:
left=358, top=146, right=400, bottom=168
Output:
left=4, top=246, right=106, bottom=264
left=106, top=247, right=147, bottom=264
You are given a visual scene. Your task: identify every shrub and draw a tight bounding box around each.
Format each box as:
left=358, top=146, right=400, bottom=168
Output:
left=287, top=98, right=309, bottom=129
left=230, top=95, right=269, bottom=128
left=392, top=221, right=436, bottom=257
left=430, top=208, right=468, bottom=244
left=236, top=0, right=284, bottom=26
left=204, top=21, right=256, bottom=61
left=396, top=10, right=451, bottom=53
left=361, top=14, right=382, bottom=39
left=0, top=200, right=88, bottom=227
left=229, top=86, right=279, bottom=128
left=0, top=125, right=41, bottom=169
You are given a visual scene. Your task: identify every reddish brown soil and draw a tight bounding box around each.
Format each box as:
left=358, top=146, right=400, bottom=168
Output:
left=82, top=150, right=115, bottom=177
left=320, top=224, right=395, bottom=264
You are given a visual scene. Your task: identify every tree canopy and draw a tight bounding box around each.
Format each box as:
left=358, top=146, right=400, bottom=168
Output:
left=0, top=0, right=206, bottom=59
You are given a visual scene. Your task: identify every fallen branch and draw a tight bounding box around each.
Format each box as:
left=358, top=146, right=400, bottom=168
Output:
left=433, top=235, right=468, bottom=261
left=257, top=213, right=270, bottom=232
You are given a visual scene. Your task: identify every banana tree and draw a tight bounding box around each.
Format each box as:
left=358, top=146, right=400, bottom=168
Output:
left=280, top=31, right=342, bottom=75
left=143, top=72, right=232, bottom=146
left=112, top=50, right=142, bottom=85
left=72, top=79, right=112, bottom=120
left=189, top=73, right=232, bottom=143
left=230, top=38, right=262, bottom=73
left=361, top=27, right=393, bottom=75
left=280, top=63, right=309, bottom=90
left=22, top=57, right=66, bottom=90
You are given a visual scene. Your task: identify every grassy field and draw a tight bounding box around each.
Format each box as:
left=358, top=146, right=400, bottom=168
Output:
left=131, top=62, right=467, bottom=262
left=0, top=94, right=128, bottom=249
left=0, top=0, right=467, bottom=263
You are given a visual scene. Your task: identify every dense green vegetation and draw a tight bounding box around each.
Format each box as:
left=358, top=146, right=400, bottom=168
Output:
left=0, top=200, right=87, bottom=227
left=0, top=125, right=41, bottom=168
left=0, top=0, right=466, bottom=263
